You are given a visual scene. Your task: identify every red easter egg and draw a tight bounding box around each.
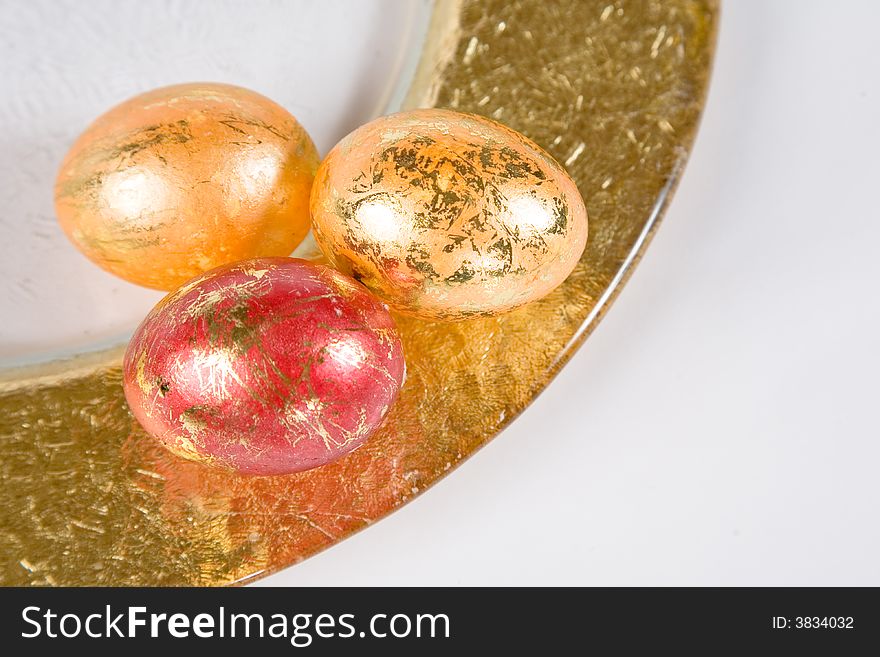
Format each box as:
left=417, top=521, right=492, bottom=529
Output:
left=122, top=257, right=405, bottom=475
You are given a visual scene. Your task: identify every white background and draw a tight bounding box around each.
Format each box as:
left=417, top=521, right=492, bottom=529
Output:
left=260, top=1, right=880, bottom=585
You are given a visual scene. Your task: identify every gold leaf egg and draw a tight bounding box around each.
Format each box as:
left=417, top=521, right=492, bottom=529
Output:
left=55, top=83, right=319, bottom=290
left=310, top=108, right=588, bottom=320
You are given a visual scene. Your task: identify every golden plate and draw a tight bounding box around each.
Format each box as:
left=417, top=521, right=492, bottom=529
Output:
left=0, top=0, right=718, bottom=585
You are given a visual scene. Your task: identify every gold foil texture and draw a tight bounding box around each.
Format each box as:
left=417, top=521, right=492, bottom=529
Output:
left=310, top=108, right=588, bottom=319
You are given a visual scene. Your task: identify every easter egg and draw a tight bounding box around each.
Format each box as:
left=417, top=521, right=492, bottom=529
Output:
left=55, top=83, right=319, bottom=290
left=309, top=108, right=588, bottom=320
left=122, top=258, right=405, bottom=475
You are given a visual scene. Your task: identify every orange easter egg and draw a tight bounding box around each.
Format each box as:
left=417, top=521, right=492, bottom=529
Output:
left=310, top=108, right=588, bottom=320
left=55, top=83, right=318, bottom=290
